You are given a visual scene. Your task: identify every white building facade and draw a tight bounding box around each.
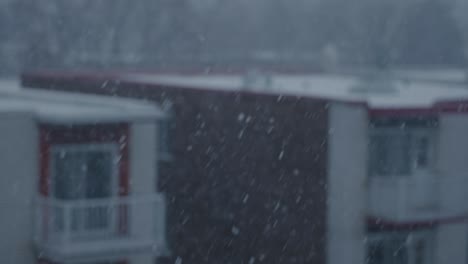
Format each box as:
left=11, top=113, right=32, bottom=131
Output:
left=328, top=81, right=468, bottom=264
left=0, top=81, right=167, bottom=264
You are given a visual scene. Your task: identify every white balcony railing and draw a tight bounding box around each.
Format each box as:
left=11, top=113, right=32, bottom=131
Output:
left=34, top=195, right=166, bottom=262
left=368, top=174, right=468, bottom=222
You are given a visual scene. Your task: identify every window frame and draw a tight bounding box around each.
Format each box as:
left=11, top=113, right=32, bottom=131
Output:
left=368, top=121, right=437, bottom=178
left=49, top=143, right=120, bottom=200
left=48, top=143, right=121, bottom=237
left=366, top=230, right=435, bottom=264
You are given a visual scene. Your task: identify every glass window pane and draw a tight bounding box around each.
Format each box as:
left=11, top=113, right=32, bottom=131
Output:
left=53, top=147, right=114, bottom=200
left=369, top=133, right=410, bottom=176
left=53, top=151, right=87, bottom=200
left=86, top=151, right=113, bottom=199
left=413, top=135, right=430, bottom=169
left=368, top=242, right=385, bottom=264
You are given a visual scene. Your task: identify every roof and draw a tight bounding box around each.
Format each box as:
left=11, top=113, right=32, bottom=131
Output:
left=21, top=69, right=468, bottom=110
left=121, top=72, right=468, bottom=109
left=391, top=68, right=467, bottom=84
left=0, top=79, right=163, bottom=124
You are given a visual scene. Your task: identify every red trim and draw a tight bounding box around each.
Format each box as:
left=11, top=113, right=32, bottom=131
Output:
left=369, top=100, right=468, bottom=117
left=37, top=259, right=128, bottom=264
left=39, top=129, right=50, bottom=196
left=23, top=67, right=323, bottom=79
left=39, top=129, right=51, bottom=241
left=436, top=100, right=468, bottom=113
left=368, top=108, right=439, bottom=117
left=367, top=215, right=468, bottom=232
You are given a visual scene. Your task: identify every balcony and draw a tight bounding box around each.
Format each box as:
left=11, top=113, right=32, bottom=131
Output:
left=368, top=173, right=468, bottom=222
left=33, top=195, right=166, bottom=262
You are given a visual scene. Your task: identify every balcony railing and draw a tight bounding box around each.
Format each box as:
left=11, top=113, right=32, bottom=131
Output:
left=368, top=173, right=468, bottom=222
left=34, top=195, right=166, bottom=262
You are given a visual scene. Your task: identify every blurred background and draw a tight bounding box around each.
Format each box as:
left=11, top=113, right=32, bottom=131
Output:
left=1, top=0, right=467, bottom=75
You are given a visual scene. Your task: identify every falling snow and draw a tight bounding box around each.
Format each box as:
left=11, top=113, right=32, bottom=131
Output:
left=238, top=112, right=245, bottom=122
left=4, top=4, right=465, bottom=263
left=242, top=194, right=249, bottom=203
left=238, top=129, right=245, bottom=139
left=231, top=226, right=240, bottom=236
left=278, top=150, right=284, bottom=160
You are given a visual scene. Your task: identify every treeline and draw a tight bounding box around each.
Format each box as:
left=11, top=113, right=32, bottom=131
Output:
left=0, top=0, right=465, bottom=75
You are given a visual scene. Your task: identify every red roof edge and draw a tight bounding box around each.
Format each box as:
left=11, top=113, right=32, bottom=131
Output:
left=367, top=215, right=468, bottom=232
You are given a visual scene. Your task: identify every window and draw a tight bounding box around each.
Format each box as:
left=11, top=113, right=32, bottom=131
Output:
left=414, top=136, right=430, bottom=169
left=368, top=236, right=408, bottom=264
left=370, top=132, right=411, bottom=175
left=367, top=231, right=434, bottom=264
left=50, top=144, right=119, bottom=234
left=51, top=144, right=118, bottom=200
left=369, top=118, right=437, bottom=177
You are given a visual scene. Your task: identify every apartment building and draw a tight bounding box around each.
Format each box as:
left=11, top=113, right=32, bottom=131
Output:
left=22, top=70, right=468, bottom=264
left=0, top=80, right=167, bottom=264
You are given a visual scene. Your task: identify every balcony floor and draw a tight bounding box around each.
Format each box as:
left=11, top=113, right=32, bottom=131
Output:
left=36, top=237, right=165, bottom=262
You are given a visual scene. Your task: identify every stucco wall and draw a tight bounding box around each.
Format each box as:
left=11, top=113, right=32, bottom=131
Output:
left=327, top=102, right=367, bottom=264
left=129, top=121, right=167, bottom=264
left=0, top=112, right=38, bottom=264
left=434, top=113, right=468, bottom=264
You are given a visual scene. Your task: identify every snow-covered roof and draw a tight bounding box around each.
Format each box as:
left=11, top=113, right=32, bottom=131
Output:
left=391, top=68, right=467, bottom=84
left=0, top=79, right=163, bottom=124
left=122, top=72, right=468, bottom=109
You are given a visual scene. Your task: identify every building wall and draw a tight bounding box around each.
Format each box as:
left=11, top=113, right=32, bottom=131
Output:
left=24, top=76, right=330, bottom=264
left=0, top=112, right=38, bottom=264
left=437, top=114, right=468, bottom=216
left=435, top=223, right=468, bottom=264
left=434, top=113, right=468, bottom=264
left=130, top=122, right=158, bottom=195
left=129, top=121, right=167, bottom=263
left=327, top=102, right=367, bottom=264
left=148, top=88, right=329, bottom=264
